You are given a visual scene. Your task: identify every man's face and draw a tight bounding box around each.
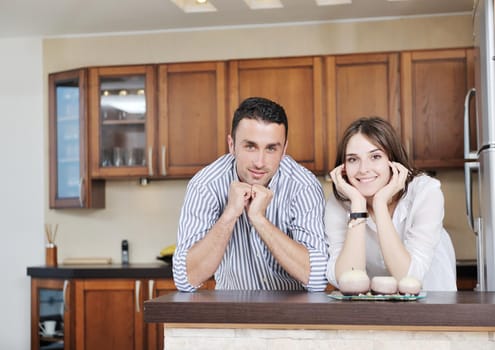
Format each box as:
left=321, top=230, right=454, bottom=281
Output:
left=228, top=118, right=287, bottom=187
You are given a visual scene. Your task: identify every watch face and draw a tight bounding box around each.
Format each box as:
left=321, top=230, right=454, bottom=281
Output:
left=349, top=212, right=368, bottom=220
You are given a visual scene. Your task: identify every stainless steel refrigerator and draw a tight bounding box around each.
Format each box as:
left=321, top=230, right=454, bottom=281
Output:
left=464, top=0, right=495, bottom=291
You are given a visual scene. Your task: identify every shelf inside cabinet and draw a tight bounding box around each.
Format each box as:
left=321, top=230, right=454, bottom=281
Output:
left=102, top=119, right=146, bottom=126
left=57, top=116, right=79, bottom=122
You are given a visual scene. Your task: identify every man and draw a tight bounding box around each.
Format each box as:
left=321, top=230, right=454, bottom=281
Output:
left=173, top=97, right=328, bottom=291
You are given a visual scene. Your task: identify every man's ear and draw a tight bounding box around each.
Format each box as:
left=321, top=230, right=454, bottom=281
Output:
left=228, top=134, right=235, bottom=155
left=282, top=140, right=288, bottom=156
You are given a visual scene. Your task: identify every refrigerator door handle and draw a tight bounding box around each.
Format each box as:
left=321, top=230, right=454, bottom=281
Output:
left=464, top=88, right=477, bottom=160
left=475, top=217, right=486, bottom=291
left=464, top=161, right=479, bottom=231
left=464, top=160, right=486, bottom=291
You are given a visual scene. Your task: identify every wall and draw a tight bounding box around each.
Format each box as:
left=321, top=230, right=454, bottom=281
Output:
left=0, top=37, right=43, bottom=349
left=43, top=14, right=476, bottom=265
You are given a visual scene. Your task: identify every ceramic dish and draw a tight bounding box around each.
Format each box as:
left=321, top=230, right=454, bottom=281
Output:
left=39, top=330, right=64, bottom=338
left=327, top=291, right=426, bottom=301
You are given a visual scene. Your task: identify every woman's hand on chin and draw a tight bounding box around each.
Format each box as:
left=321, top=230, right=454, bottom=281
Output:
left=373, top=162, right=408, bottom=207
left=330, top=165, right=366, bottom=210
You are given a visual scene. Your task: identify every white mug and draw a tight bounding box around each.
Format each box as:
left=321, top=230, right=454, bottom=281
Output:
left=39, top=320, right=56, bottom=336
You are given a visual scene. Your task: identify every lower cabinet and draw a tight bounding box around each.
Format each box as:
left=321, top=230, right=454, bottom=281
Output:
left=31, top=278, right=73, bottom=350
left=31, top=277, right=214, bottom=350
left=74, top=279, right=145, bottom=350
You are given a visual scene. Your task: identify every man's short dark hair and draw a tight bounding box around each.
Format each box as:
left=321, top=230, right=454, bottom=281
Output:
left=231, top=97, right=288, bottom=143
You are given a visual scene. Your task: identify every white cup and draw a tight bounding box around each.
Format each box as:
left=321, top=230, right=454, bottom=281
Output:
left=39, top=320, right=57, bottom=336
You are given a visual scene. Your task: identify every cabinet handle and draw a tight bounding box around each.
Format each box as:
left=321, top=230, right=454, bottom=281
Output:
left=161, top=145, right=167, bottom=176
left=79, top=177, right=85, bottom=207
left=135, top=280, right=141, bottom=313
left=62, top=280, right=69, bottom=312
left=148, top=147, right=154, bottom=176
left=148, top=279, right=155, bottom=300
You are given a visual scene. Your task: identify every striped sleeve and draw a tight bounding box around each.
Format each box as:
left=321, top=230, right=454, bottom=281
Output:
left=172, top=180, right=220, bottom=292
left=290, top=175, right=329, bottom=292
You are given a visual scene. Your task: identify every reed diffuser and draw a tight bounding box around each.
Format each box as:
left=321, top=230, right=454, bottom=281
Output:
left=44, top=223, right=58, bottom=267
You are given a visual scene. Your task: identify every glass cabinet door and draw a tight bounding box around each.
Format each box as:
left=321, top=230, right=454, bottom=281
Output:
left=48, top=70, right=105, bottom=209
left=89, top=66, right=156, bottom=178
left=31, top=279, right=72, bottom=350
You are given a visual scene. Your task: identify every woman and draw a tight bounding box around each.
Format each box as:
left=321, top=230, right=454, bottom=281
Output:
left=326, top=116, right=457, bottom=291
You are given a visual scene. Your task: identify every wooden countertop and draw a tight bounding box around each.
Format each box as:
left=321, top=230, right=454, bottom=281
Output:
left=27, top=263, right=172, bottom=279
left=143, top=290, right=495, bottom=330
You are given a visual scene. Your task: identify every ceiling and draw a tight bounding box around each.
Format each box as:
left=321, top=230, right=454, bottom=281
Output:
left=0, top=0, right=474, bottom=39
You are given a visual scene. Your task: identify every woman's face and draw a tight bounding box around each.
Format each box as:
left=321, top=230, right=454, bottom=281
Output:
left=344, top=133, right=391, bottom=199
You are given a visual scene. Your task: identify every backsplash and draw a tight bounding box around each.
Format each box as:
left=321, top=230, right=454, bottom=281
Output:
left=46, top=169, right=475, bottom=265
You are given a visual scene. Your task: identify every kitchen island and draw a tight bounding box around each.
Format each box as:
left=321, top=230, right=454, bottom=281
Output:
left=144, top=290, right=495, bottom=349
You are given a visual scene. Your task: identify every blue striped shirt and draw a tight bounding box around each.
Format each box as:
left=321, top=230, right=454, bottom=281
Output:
left=173, top=154, right=328, bottom=292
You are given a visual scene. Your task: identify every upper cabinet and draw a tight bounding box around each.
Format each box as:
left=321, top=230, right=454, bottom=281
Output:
left=325, top=53, right=401, bottom=170
left=228, top=57, right=325, bottom=174
left=89, top=65, right=156, bottom=179
left=157, top=62, right=227, bottom=177
left=401, top=48, right=475, bottom=169
left=48, top=69, right=105, bottom=209
left=47, top=48, right=474, bottom=209
left=87, top=63, right=226, bottom=180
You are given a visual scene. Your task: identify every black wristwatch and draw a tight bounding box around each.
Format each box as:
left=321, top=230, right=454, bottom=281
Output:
left=349, top=212, right=368, bottom=220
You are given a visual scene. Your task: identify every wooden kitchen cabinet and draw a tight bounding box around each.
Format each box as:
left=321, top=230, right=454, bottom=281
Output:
left=89, top=65, right=157, bottom=179
left=31, top=278, right=73, bottom=350
left=69, top=277, right=215, bottom=350
left=228, top=57, right=325, bottom=174
left=88, top=62, right=226, bottom=179
left=48, top=69, right=105, bottom=208
left=48, top=48, right=473, bottom=191
left=157, top=62, right=228, bottom=177
left=401, top=48, right=475, bottom=169
left=74, top=279, right=145, bottom=350
left=325, top=53, right=401, bottom=170
left=29, top=264, right=192, bottom=350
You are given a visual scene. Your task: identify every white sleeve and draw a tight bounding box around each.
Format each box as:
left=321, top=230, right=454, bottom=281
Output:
left=324, top=194, right=349, bottom=288
left=403, top=177, right=445, bottom=282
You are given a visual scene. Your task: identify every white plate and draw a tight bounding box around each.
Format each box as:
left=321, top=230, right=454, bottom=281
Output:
left=39, top=331, right=63, bottom=338
left=328, top=291, right=426, bottom=301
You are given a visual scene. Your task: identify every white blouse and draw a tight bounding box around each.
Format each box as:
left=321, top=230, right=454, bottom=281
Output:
left=325, top=175, right=457, bottom=291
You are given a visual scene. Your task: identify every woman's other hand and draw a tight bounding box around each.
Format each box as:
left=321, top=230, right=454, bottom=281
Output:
left=373, top=161, right=408, bottom=207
